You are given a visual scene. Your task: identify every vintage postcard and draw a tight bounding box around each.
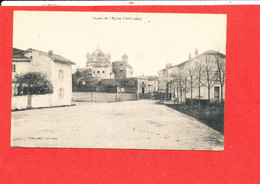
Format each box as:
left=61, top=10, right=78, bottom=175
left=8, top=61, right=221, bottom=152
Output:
left=11, top=11, right=226, bottom=150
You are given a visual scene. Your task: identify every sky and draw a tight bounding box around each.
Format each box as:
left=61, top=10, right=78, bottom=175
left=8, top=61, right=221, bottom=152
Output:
left=13, top=11, right=227, bottom=76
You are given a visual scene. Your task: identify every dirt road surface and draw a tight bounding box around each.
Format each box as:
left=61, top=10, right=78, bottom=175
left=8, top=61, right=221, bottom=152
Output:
left=11, top=100, right=224, bottom=150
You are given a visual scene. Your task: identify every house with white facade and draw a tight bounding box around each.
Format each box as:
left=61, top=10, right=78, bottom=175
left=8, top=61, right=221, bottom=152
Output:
left=158, top=50, right=226, bottom=102
left=12, top=48, right=76, bottom=110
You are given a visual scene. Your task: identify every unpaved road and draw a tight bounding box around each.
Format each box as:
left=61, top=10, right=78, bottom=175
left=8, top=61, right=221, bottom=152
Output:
left=11, top=100, right=224, bottom=150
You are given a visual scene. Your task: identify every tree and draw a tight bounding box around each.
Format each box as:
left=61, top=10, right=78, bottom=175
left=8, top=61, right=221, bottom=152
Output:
left=180, top=69, right=189, bottom=102
left=215, top=54, right=226, bottom=103
left=187, top=65, right=196, bottom=99
left=194, top=62, right=204, bottom=100
left=12, top=72, right=53, bottom=95
left=203, top=55, right=216, bottom=101
left=72, top=68, right=93, bottom=91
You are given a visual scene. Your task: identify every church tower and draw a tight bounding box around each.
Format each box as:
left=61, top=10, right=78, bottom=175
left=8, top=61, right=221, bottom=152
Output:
left=122, top=54, right=128, bottom=63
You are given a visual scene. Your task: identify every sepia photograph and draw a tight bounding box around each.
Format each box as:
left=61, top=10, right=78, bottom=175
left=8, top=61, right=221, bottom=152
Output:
left=11, top=11, right=226, bottom=150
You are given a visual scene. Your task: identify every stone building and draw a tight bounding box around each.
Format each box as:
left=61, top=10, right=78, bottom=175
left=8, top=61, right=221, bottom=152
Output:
left=86, top=48, right=114, bottom=79
left=112, top=54, right=134, bottom=79
left=147, top=76, right=159, bottom=93
left=12, top=48, right=75, bottom=109
left=158, top=50, right=226, bottom=102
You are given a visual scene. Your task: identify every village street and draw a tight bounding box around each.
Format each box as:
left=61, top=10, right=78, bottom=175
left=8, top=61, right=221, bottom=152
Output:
left=11, top=100, right=224, bottom=150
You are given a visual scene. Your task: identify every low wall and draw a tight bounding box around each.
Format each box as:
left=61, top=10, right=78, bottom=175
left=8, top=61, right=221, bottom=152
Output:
left=11, top=94, right=71, bottom=110
left=11, top=95, right=28, bottom=110
left=31, top=94, right=52, bottom=108
left=72, top=92, right=137, bottom=103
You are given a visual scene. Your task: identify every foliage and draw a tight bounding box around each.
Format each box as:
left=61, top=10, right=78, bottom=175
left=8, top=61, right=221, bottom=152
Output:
left=165, top=101, right=224, bottom=134
left=72, top=69, right=122, bottom=93
left=72, top=69, right=98, bottom=92
left=115, top=78, right=137, bottom=93
left=13, top=72, right=53, bottom=95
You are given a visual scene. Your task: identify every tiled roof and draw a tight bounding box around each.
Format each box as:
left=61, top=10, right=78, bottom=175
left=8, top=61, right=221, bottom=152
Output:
left=169, top=50, right=226, bottom=69
left=50, top=53, right=76, bottom=65
left=26, top=48, right=76, bottom=65
left=13, top=48, right=31, bottom=62
left=148, top=76, right=159, bottom=81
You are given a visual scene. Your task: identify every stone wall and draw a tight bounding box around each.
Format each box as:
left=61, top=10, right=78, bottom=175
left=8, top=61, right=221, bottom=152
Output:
left=72, top=92, right=137, bottom=103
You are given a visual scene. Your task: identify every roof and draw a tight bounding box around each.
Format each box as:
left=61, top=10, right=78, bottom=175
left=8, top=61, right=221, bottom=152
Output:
left=147, top=76, right=159, bottom=81
left=112, top=61, right=133, bottom=68
left=13, top=48, right=31, bottom=62
left=168, top=50, right=226, bottom=69
left=122, top=54, right=128, bottom=58
left=91, top=48, right=110, bottom=57
left=93, top=63, right=111, bottom=68
left=26, top=48, right=76, bottom=65
left=203, top=50, right=226, bottom=57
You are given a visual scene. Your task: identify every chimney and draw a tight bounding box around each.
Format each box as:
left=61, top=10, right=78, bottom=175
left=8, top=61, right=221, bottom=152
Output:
left=49, top=50, right=53, bottom=55
left=189, top=53, right=192, bottom=59
left=166, top=63, right=172, bottom=68
left=195, top=48, right=198, bottom=56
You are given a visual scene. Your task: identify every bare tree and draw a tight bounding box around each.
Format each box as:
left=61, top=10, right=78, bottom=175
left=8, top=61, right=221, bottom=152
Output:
left=177, top=73, right=183, bottom=103
left=187, top=65, right=196, bottom=99
left=194, top=62, right=204, bottom=100
left=215, top=54, right=226, bottom=103
left=203, top=55, right=216, bottom=101
left=179, top=69, right=189, bottom=103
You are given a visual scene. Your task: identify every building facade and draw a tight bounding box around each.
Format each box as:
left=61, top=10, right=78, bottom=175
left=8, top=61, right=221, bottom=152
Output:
left=147, top=76, right=159, bottom=93
left=12, top=48, right=75, bottom=109
left=86, top=48, right=114, bottom=79
left=158, top=50, right=226, bottom=102
left=112, top=54, right=134, bottom=79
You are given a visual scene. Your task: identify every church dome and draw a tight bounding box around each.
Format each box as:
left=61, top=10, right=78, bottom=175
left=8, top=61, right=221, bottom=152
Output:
left=122, top=54, right=128, bottom=58
left=98, top=51, right=104, bottom=57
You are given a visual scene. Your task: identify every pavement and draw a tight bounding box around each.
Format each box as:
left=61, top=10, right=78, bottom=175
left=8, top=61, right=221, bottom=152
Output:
left=11, top=100, right=224, bottom=150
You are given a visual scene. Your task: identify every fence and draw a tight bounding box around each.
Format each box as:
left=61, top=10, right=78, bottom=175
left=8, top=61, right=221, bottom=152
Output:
left=72, top=92, right=137, bottom=103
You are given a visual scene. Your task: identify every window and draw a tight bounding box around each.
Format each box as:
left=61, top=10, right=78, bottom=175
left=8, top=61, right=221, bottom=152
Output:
left=12, top=64, right=16, bottom=72
left=102, top=71, right=105, bottom=73
left=59, top=69, right=64, bottom=80
left=59, top=88, right=64, bottom=99
left=93, top=71, right=95, bottom=74
left=97, top=71, right=100, bottom=74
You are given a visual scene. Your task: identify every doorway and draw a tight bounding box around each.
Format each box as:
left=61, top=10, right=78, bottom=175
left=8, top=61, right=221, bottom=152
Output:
left=214, top=86, right=220, bottom=101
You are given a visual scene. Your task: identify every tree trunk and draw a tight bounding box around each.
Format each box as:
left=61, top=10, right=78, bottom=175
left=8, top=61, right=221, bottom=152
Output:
left=198, top=79, right=201, bottom=109
left=177, top=87, right=178, bottom=103
left=208, top=87, right=210, bottom=101
left=190, top=80, right=193, bottom=99
left=221, top=84, right=224, bottom=103
left=180, top=89, right=182, bottom=103
left=184, top=87, right=187, bottom=103
left=198, top=79, right=201, bottom=100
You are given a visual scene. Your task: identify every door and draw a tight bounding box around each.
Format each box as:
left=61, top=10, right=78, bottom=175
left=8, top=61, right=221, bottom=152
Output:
left=214, top=86, right=220, bottom=101
left=142, top=87, right=145, bottom=94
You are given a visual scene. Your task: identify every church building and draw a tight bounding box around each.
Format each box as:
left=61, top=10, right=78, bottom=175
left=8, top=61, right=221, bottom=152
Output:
left=112, top=54, right=134, bottom=78
left=86, top=48, right=114, bottom=79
